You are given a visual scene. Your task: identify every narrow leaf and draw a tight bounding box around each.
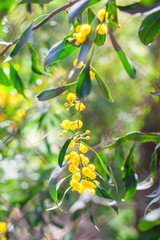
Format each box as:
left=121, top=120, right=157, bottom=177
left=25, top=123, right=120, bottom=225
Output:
left=0, top=67, right=10, bottom=86
left=88, top=8, right=96, bottom=25
left=83, top=142, right=117, bottom=191
left=136, top=175, right=153, bottom=190
left=90, top=66, right=114, bottom=102
left=58, top=136, right=73, bottom=167
left=103, top=131, right=160, bottom=150
left=28, top=44, right=47, bottom=75
left=37, top=82, right=77, bottom=101
left=76, top=61, right=91, bottom=99
left=138, top=10, right=160, bottom=46
left=122, top=144, right=137, bottom=200
left=118, top=2, right=160, bottom=15
left=49, top=166, right=64, bottom=201
left=9, top=63, right=26, bottom=97
left=89, top=213, right=100, bottom=231
left=19, top=0, right=53, bottom=4
left=68, top=0, right=89, bottom=23
left=44, top=40, right=78, bottom=66
left=4, top=22, right=33, bottom=62
left=109, top=32, right=136, bottom=79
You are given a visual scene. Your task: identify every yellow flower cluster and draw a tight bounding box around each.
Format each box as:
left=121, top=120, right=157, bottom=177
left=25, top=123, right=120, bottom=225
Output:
left=73, top=23, right=92, bottom=46
left=65, top=150, right=99, bottom=195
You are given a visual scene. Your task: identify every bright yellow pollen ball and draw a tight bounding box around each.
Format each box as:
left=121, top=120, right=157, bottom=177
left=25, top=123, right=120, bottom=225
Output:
left=79, top=143, right=88, bottom=153
left=76, top=24, right=82, bottom=33
left=80, top=24, right=91, bottom=35
left=75, top=32, right=87, bottom=43
left=68, top=140, right=75, bottom=148
left=86, top=136, right=90, bottom=141
left=97, top=23, right=108, bottom=35
left=86, top=130, right=90, bottom=135
left=97, top=8, right=106, bottom=21
left=75, top=102, right=86, bottom=111
left=67, top=93, right=76, bottom=104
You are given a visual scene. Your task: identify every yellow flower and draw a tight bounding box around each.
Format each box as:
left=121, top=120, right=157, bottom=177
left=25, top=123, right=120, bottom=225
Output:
left=80, top=155, right=89, bottom=165
left=75, top=32, right=87, bottom=43
left=89, top=70, right=95, bottom=80
left=89, top=188, right=95, bottom=195
left=86, top=130, right=90, bottom=135
left=110, top=14, right=115, bottom=20
left=60, top=120, right=71, bottom=129
left=97, top=8, right=106, bottom=21
left=88, top=164, right=95, bottom=171
left=80, top=24, right=92, bottom=35
left=67, top=93, right=76, bottom=104
left=68, top=164, right=79, bottom=173
left=86, top=136, right=90, bottom=141
left=75, top=41, right=80, bottom=46
left=76, top=24, right=82, bottom=33
left=74, top=120, right=83, bottom=129
left=75, top=102, right=86, bottom=111
left=79, top=143, right=88, bottom=153
left=0, top=222, right=7, bottom=234
left=97, top=23, right=108, bottom=35
left=73, top=59, right=84, bottom=69
left=70, top=179, right=80, bottom=191
left=72, top=172, right=81, bottom=181
left=68, top=140, right=75, bottom=148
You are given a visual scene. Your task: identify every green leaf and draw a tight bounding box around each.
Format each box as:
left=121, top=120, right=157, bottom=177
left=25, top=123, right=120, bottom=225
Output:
left=122, top=144, right=137, bottom=200
left=118, top=2, right=160, bottom=15
left=138, top=208, right=160, bottom=231
left=109, top=32, right=136, bottom=79
left=96, top=185, right=118, bottom=214
left=90, top=66, right=114, bottom=102
left=150, top=143, right=160, bottom=180
left=4, top=22, right=34, bottom=62
left=58, top=136, right=73, bottom=167
left=28, top=44, right=47, bottom=75
left=83, top=142, right=117, bottom=191
left=76, top=61, right=91, bottom=99
left=9, top=63, right=26, bottom=97
left=0, top=67, right=10, bottom=86
left=89, top=211, right=100, bottom=231
left=102, top=131, right=160, bottom=150
left=138, top=10, right=160, bottom=46
left=19, top=0, right=53, bottom=4
left=0, top=0, right=15, bottom=19
left=107, top=0, right=118, bottom=30
left=68, top=0, right=89, bottom=23
left=68, top=0, right=102, bottom=23
left=37, top=82, right=77, bottom=101
left=95, top=33, right=106, bottom=46
left=44, top=40, right=78, bottom=66
left=49, top=166, right=63, bottom=201
left=88, top=8, right=96, bottom=25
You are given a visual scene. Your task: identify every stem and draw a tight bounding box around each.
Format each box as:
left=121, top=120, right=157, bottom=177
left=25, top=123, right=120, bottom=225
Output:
left=0, top=0, right=80, bottom=57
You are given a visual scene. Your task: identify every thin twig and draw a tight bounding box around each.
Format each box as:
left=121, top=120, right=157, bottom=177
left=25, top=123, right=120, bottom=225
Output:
left=0, top=0, right=80, bottom=57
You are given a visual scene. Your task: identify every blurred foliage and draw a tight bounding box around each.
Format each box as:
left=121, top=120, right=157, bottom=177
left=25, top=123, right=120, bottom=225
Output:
left=0, top=0, right=160, bottom=240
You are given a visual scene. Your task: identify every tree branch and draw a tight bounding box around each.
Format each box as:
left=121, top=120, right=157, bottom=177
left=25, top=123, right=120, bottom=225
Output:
left=0, top=0, right=80, bottom=57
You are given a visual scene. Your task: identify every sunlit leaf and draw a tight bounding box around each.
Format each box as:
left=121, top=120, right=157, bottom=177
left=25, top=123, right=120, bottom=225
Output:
left=103, top=131, right=160, bottom=149
left=138, top=10, right=160, bottom=46
left=90, top=66, right=114, bottom=102
left=28, top=43, right=47, bottom=75
left=9, top=63, right=26, bottom=97
left=136, top=175, right=153, bottom=190
left=76, top=61, right=91, bottom=99
left=122, top=144, right=137, bottom=200
left=49, top=166, right=63, bottom=201
left=44, top=40, right=78, bottom=66
left=138, top=208, right=160, bottom=231
left=87, top=8, right=95, bottom=25
left=37, top=82, right=77, bottom=101
left=109, top=32, right=136, bottom=79
left=0, top=67, right=10, bottom=86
